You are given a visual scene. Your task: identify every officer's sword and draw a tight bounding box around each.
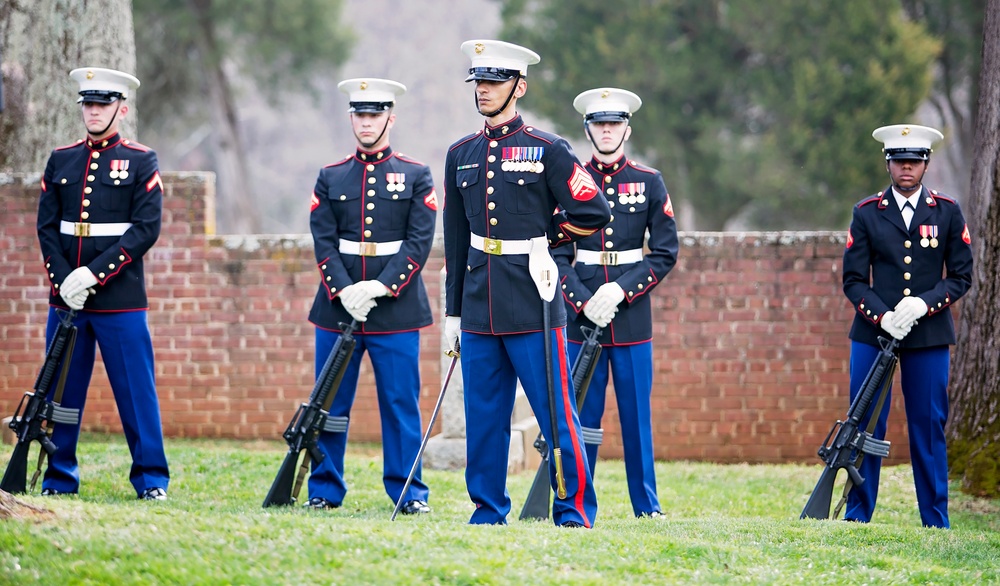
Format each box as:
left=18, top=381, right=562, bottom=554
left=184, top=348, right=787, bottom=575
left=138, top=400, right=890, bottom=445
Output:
left=390, top=341, right=461, bottom=521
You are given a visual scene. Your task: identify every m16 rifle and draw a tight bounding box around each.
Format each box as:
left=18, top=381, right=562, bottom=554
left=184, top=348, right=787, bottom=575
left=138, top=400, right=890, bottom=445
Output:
left=2, top=309, right=81, bottom=494
left=262, top=321, right=357, bottom=508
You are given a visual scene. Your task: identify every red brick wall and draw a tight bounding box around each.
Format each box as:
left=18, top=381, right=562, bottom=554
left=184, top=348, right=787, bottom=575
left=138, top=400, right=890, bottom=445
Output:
left=0, top=172, right=918, bottom=463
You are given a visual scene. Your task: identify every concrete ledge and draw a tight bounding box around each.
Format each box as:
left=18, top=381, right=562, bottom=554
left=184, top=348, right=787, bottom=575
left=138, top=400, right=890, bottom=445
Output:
left=2, top=417, right=16, bottom=445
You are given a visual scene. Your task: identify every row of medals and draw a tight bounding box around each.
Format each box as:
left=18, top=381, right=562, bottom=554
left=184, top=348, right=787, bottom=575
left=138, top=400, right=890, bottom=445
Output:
left=109, top=170, right=129, bottom=179
left=618, top=194, right=646, bottom=205
left=920, top=237, right=938, bottom=248
left=501, top=160, right=544, bottom=173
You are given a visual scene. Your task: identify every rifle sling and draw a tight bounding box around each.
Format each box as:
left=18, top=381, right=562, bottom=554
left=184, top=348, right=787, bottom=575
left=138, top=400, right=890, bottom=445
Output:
left=833, top=359, right=895, bottom=519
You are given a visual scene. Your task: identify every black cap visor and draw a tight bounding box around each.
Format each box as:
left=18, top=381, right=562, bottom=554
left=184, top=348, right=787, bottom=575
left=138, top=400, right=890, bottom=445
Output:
left=884, top=148, right=930, bottom=161
left=465, top=67, right=521, bottom=82
left=349, top=101, right=394, bottom=113
left=77, top=90, right=123, bottom=105
left=585, top=111, right=631, bottom=123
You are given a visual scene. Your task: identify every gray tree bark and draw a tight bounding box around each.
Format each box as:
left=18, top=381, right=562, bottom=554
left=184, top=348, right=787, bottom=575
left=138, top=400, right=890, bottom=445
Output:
left=947, top=0, right=1000, bottom=498
left=0, top=0, right=138, bottom=173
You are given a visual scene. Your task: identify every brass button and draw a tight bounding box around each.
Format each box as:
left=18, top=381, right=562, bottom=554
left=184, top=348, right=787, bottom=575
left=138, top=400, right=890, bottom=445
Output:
left=488, top=155, right=496, bottom=163
left=87, top=175, right=95, bottom=182
left=488, top=202, right=496, bottom=210
left=462, top=181, right=468, bottom=188
left=490, top=140, right=498, bottom=148
left=903, top=272, right=911, bottom=280
left=399, top=274, right=406, bottom=280
left=365, top=217, right=373, bottom=224
left=487, top=186, right=494, bottom=194
left=606, top=188, right=615, bottom=195
left=903, top=288, right=911, bottom=296
left=326, top=276, right=332, bottom=281
left=340, top=195, right=347, bottom=200
left=408, top=264, right=413, bottom=270
left=321, top=264, right=327, bottom=270
left=576, top=301, right=582, bottom=307
left=81, top=212, right=90, bottom=219
left=368, top=190, right=375, bottom=197
left=83, top=199, right=91, bottom=207
left=392, top=284, right=398, bottom=291
left=367, top=164, right=375, bottom=172
left=487, top=171, right=495, bottom=179
left=109, top=263, right=115, bottom=269
left=364, top=230, right=372, bottom=237
left=99, top=272, right=106, bottom=279
left=90, top=163, right=99, bottom=170
left=604, top=176, right=612, bottom=183
left=392, top=194, right=398, bottom=200
left=368, top=177, right=376, bottom=184
left=490, top=218, right=498, bottom=226
left=367, top=203, right=375, bottom=210
left=606, top=241, right=614, bottom=248
left=518, top=179, right=524, bottom=185
left=904, top=256, right=912, bottom=264
left=605, top=228, right=613, bottom=235
left=904, top=240, right=912, bottom=248
left=91, top=152, right=100, bottom=159
left=84, top=187, right=93, bottom=194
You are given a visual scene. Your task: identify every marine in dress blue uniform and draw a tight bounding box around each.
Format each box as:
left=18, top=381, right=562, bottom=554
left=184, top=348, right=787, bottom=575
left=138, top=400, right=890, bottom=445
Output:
left=842, top=124, right=973, bottom=528
left=36, top=67, right=169, bottom=500
left=554, top=88, right=679, bottom=518
left=306, top=78, right=437, bottom=514
left=443, top=40, right=611, bottom=527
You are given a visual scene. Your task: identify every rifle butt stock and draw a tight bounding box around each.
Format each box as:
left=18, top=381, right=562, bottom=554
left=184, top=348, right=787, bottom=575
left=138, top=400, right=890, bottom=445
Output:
left=800, top=466, right=838, bottom=520
left=262, top=448, right=302, bottom=508
left=0, top=441, right=31, bottom=494
left=518, top=452, right=552, bottom=521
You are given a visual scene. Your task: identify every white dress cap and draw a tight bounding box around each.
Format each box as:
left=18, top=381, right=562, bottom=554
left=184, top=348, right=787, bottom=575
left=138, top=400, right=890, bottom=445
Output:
left=872, top=124, right=943, bottom=160
left=69, top=67, right=140, bottom=103
left=573, top=88, right=643, bottom=122
left=461, top=40, right=540, bottom=81
left=337, top=78, right=406, bottom=112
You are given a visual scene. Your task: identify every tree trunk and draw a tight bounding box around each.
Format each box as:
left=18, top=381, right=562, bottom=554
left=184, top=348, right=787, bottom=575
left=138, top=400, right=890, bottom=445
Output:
left=947, top=0, right=1000, bottom=498
left=188, top=0, right=261, bottom=234
left=0, top=0, right=138, bottom=173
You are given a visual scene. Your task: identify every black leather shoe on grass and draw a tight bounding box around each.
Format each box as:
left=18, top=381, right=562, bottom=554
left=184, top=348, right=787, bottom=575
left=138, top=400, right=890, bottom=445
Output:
left=560, top=521, right=584, bottom=528
left=139, top=487, right=167, bottom=501
left=401, top=500, right=431, bottom=514
left=304, top=496, right=340, bottom=509
left=40, top=488, right=75, bottom=496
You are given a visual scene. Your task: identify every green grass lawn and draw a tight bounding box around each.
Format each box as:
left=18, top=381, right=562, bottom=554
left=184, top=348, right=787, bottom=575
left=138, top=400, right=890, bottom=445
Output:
left=1, top=434, right=998, bottom=585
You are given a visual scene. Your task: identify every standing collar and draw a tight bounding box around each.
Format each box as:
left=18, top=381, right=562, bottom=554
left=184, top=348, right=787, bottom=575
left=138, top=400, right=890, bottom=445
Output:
left=483, top=115, right=524, bottom=139
left=355, top=145, right=393, bottom=163
left=85, top=133, right=123, bottom=150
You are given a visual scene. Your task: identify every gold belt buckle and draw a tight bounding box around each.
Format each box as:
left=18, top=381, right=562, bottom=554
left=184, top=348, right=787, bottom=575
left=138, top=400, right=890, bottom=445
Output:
left=600, top=251, right=618, bottom=266
left=360, top=242, right=378, bottom=256
left=74, top=222, right=91, bottom=237
left=483, top=237, right=502, bottom=255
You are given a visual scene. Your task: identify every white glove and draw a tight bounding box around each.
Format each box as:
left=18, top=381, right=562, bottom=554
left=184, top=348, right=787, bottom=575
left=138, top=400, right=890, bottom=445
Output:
left=61, top=267, right=98, bottom=299
left=892, top=296, right=928, bottom=330
left=528, top=236, right=557, bottom=302
left=343, top=298, right=377, bottom=323
left=444, top=316, right=461, bottom=354
left=340, top=280, right=390, bottom=310
left=585, top=282, right=625, bottom=326
left=60, top=287, right=89, bottom=310
left=880, top=310, right=911, bottom=341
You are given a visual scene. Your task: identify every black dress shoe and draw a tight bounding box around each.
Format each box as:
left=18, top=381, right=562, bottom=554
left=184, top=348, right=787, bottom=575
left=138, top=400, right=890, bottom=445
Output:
left=304, top=496, right=340, bottom=509
left=401, top=499, right=431, bottom=514
left=560, top=521, right=584, bottom=528
left=40, top=488, right=71, bottom=496
left=638, top=511, right=663, bottom=519
left=139, top=487, right=167, bottom=501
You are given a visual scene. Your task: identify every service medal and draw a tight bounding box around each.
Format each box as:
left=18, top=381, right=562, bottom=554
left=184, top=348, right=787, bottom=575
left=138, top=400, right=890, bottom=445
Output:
left=119, top=171, right=129, bottom=179
left=109, top=170, right=119, bottom=179
left=637, top=194, right=646, bottom=204
left=929, top=225, right=938, bottom=248
left=534, top=162, right=543, bottom=173
left=930, top=238, right=938, bottom=248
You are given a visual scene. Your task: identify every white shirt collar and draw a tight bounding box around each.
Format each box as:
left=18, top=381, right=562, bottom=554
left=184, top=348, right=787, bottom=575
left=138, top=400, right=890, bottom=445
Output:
left=892, top=187, right=921, bottom=211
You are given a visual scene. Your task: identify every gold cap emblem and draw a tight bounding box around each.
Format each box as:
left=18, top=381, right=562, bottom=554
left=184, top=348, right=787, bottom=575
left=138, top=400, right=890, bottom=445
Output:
left=901, top=127, right=910, bottom=136
left=360, top=81, right=368, bottom=90
left=475, top=43, right=485, bottom=54
left=601, top=90, right=610, bottom=98
left=86, top=70, right=95, bottom=79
